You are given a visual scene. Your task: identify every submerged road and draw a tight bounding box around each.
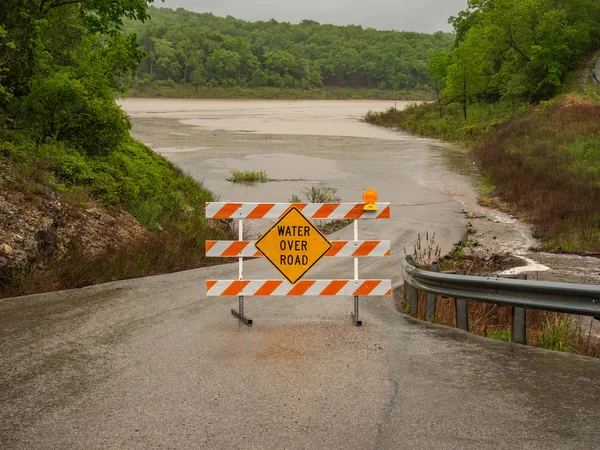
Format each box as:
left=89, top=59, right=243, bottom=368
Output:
left=1, top=100, right=599, bottom=448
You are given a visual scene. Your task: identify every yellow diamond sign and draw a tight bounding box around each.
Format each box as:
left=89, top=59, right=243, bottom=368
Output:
left=255, top=207, right=332, bottom=284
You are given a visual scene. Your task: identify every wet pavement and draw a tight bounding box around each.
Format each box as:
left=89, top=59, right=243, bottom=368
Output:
left=1, top=99, right=599, bottom=449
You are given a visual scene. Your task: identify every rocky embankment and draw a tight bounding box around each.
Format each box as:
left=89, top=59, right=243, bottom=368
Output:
left=0, top=161, right=148, bottom=297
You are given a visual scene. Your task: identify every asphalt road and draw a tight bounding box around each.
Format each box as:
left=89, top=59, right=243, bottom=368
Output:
left=2, top=259, right=599, bottom=449
left=1, top=100, right=599, bottom=449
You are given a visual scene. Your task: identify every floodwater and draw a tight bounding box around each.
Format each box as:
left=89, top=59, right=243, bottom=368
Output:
left=119, top=98, right=599, bottom=285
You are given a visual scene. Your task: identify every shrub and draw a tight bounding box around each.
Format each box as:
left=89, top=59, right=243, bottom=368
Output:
left=21, top=72, right=130, bottom=156
left=290, top=185, right=342, bottom=204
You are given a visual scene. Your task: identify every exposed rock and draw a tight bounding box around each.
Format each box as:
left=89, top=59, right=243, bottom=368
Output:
left=0, top=244, right=13, bottom=257
left=0, top=160, right=148, bottom=295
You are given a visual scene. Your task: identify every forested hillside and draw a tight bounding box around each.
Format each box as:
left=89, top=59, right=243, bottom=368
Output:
left=366, top=0, right=600, bottom=253
left=124, top=7, right=454, bottom=94
left=441, top=0, right=600, bottom=115
left=0, top=1, right=230, bottom=297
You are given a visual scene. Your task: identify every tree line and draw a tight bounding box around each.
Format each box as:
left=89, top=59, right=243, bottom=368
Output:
left=123, top=7, right=454, bottom=91
left=431, top=0, right=600, bottom=118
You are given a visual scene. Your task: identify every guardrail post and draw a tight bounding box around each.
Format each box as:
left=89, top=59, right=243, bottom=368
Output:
left=455, top=299, right=469, bottom=331
left=455, top=270, right=469, bottom=331
left=407, top=283, right=418, bottom=316
left=425, top=263, right=438, bottom=320
left=511, top=274, right=527, bottom=344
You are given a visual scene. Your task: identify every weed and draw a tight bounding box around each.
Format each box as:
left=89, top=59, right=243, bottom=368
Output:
left=406, top=232, right=441, bottom=267
left=487, top=330, right=511, bottom=342
left=539, top=315, right=578, bottom=353
left=288, top=184, right=350, bottom=233
left=229, top=169, right=268, bottom=183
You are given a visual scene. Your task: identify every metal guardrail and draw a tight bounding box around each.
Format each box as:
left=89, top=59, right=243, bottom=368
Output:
left=403, top=255, right=600, bottom=344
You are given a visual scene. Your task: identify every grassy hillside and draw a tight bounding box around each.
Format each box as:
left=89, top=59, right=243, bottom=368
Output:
left=364, top=60, right=600, bottom=253
left=0, top=128, right=232, bottom=298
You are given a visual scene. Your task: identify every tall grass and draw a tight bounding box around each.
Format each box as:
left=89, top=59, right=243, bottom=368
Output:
left=539, top=315, right=578, bottom=353
left=476, top=103, right=600, bottom=253
left=229, top=169, right=268, bottom=183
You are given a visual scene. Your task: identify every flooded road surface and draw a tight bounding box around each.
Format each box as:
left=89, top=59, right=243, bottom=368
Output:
left=0, top=99, right=598, bottom=449
left=121, top=98, right=599, bottom=284
left=122, top=99, right=479, bottom=242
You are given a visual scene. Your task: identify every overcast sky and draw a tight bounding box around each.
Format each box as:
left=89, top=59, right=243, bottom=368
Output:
left=156, top=0, right=468, bottom=33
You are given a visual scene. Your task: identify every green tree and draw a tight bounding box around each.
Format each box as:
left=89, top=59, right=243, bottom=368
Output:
left=445, top=41, right=486, bottom=119
left=429, top=51, right=451, bottom=117
left=205, top=49, right=241, bottom=86
left=0, top=26, right=15, bottom=106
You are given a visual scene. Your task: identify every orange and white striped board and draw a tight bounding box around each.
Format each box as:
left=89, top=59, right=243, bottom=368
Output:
left=207, top=279, right=392, bottom=297
left=206, top=202, right=391, bottom=220
left=206, top=240, right=391, bottom=258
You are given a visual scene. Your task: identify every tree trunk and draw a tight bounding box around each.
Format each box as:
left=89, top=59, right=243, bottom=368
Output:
left=462, top=74, right=468, bottom=119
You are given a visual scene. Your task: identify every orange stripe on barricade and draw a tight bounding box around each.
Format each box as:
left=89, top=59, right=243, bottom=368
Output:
left=354, top=280, right=381, bottom=296
left=288, top=280, right=316, bottom=296
left=353, top=241, right=379, bottom=257
left=385, top=249, right=391, bottom=257
left=286, top=203, right=306, bottom=217
left=327, top=242, right=345, bottom=256
left=343, top=204, right=365, bottom=219
left=255, top=280, right=283, bottom=296
left=222, top=241, right=250, bottom=257
left=205, top=241, right=217, bottom=253
left=207, top=280, right=217, bottom=291
left=314, top=203, right=340, bottom=219
left=215, top=203, right=242, bottom=218
left=222, top=280, right=250, bottom=296
left=321, top=280, right=348, bottom=296
left=386, top=289, right=392, bottom=296
left=248, top=203, right=275, bottom=219
left=379, top=204, right=391, bottom=218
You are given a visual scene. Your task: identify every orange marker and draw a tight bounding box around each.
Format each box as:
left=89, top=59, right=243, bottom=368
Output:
left=363, top=189, right=378, bottom=211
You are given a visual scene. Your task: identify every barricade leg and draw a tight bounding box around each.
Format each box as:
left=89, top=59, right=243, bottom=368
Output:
left=351, top=295, right=362, bottom=326
left=231, top=295, right=253, bottom=325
